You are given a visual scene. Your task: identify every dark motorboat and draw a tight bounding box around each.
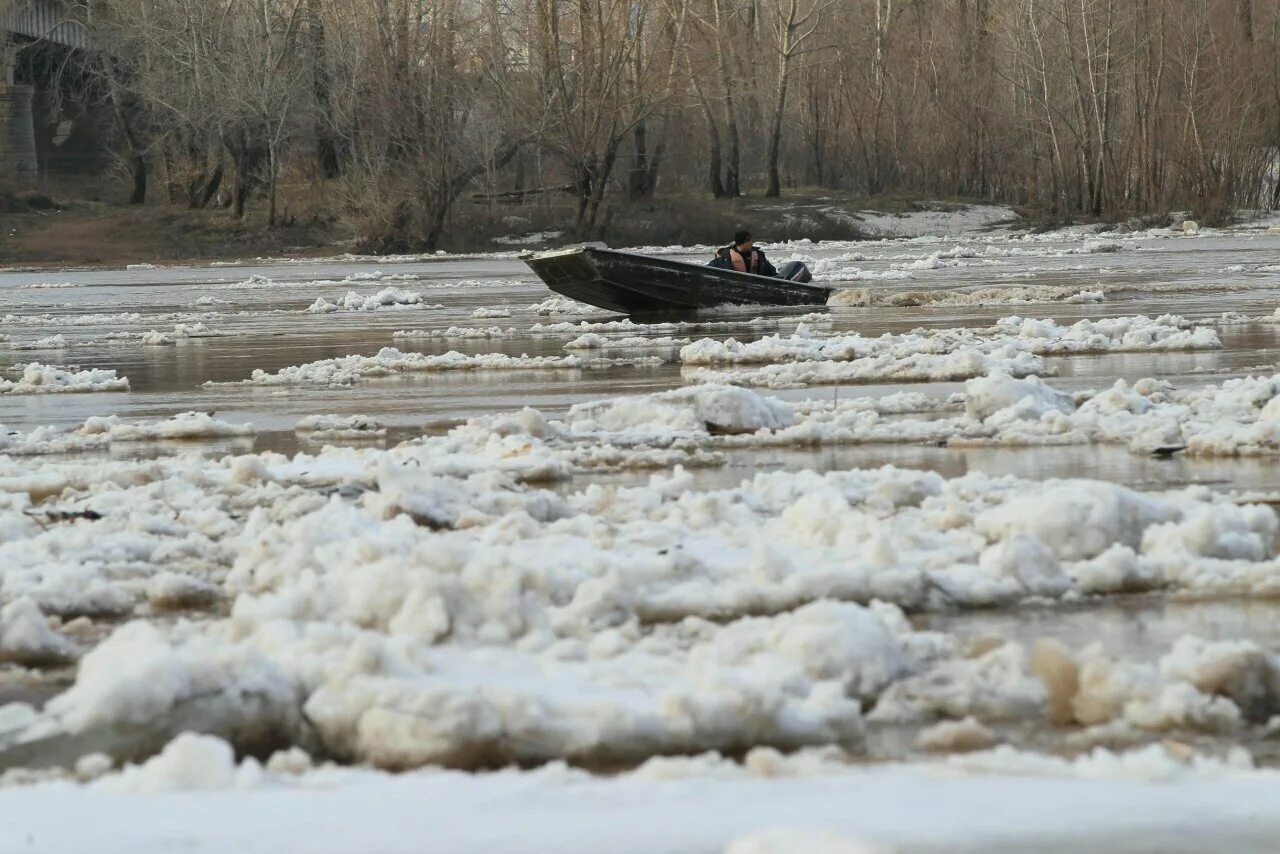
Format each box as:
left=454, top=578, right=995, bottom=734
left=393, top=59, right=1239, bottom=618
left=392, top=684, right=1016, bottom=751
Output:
left=522, top=245, right=832, bottom=315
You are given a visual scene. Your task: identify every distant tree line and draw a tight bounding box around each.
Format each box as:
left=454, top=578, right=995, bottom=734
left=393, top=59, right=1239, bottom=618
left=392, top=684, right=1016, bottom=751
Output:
left=16, top=0, right=1280, bottom=248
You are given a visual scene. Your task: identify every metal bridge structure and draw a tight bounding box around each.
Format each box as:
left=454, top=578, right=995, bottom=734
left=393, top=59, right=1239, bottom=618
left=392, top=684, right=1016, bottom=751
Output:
left=3, top=0, right=90, bottom=53
left=2, top=0, right=91, bottom=186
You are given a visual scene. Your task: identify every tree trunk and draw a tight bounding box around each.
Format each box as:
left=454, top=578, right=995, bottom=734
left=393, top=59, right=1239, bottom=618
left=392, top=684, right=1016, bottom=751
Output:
left=766, top=48, right=793, bottom=197
left=713, top=0, right=741, bottom=196
left=1238, top=0, right=1254, bottom=43
left=585, top=134, right=623, bottom=235
left=267, top=139, right=279, bottom=227
left=628, top=120, right=650, bottom=200
left=161, top=142, right=179, bottom=204
left=200, top=163, right=225, bottom=209
left=128, top=154, right=147, bottom=206
left=108, top=79, right=147, bottom=206
left=309, top=0, right=343, bottom=178
left=708, top=120, right=725, bottom=198
left=692, top=75, right=726, bottom=197
left=425, top=139, right=523, bottom=251
left=573, top=157, right=594, bottom=232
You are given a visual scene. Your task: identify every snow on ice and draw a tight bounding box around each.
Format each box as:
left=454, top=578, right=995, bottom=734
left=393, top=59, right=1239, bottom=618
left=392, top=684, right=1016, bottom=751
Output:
left=307, top=288, right=443, bottom=313
left=564, top=333, right=692, bottom=350
left=0, top=364, right=129, bottom=395
left=3, top=737, right=1277, bottom=852
left=393, top=326, right=519, bottom=340
left=213, top=348, right=616, bottom=387
left=5, top=427, right=1280, bottom=774
left=679, top=314, right=1218, bottom=388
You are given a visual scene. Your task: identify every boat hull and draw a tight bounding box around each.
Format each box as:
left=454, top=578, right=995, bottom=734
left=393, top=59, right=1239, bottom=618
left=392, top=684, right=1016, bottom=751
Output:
left=523, top=246, right=832, bottom=315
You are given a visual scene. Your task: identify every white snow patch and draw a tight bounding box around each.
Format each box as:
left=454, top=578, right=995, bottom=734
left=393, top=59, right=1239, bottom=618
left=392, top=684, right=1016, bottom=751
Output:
left=308, top=288, right=441, bottom=313
left=393, top=326, right=518, bottom=340
left=0, top=363, right=129, bottom=395
left=528, top=296, right=597, bottom=315
left=77, top=412, right=253, bottom=442
left=216, top=348, right=643, bottom=387
left=0, top=597, right=78, bottom=666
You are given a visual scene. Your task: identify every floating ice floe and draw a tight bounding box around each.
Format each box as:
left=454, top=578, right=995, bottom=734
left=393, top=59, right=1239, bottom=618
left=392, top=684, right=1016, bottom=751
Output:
left=5, top=372, right=1280, bottom=782
left=16, top=283, right=77, bottom=290
left=5, top=455, right=1280, bottom=772
left=686, top=350, right=1045, bottom=388
left=0, top=364, right=129, bottom=395
left=392, top=326, right=518, bottom=340
left=9, top=335, right=70, bottom=350
left=295, top=415, right=387, bottom=441
left=682, top=314, right=1219, bottom=367
left=1, top=312, right=143, bottom=327
left=575, top=372, right=1280, bottom=457
left=680, top=314, right=1217, bottom=389
left=0, top=424, right=106, bottom=455
left=876, top=372, right=1280, bottom=456
left=0, top=413, right=252, bottom=455
left=891, top=252, right=1008, bottom=272
left=105, top=323, right=231, bottom=346
left=307, top=288, right=443, bottom=313
left=564, top=384, right=794, bottom=437
left=828, top=284, right=1106, bottom=307
left=0, top=597, right=78, bottom=667
left=528, top=296, right=597, bottom=315
left=77, top=412, right=253, bottom=443
left=471, top=307, right=512, bottom=319
left=564, top=333, right=692, bottom=350
left=342, top=272, right=418, bottom=283
left=216, top=274, right=276, bottom=290
left=546, top=372, right=1280, bottom=457
left=214, top=348, right=658, bottom=387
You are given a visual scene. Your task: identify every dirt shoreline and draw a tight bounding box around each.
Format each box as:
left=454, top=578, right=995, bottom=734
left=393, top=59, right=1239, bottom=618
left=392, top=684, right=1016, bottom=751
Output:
left=1, top=191, right=1029, bottom=269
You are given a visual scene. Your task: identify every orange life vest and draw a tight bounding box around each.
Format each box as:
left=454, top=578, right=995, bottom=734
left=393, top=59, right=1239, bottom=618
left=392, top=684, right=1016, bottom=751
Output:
left=728, top=247, right=759, bottom=274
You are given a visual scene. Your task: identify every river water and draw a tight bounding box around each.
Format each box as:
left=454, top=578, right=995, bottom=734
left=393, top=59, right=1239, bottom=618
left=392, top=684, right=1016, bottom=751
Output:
left=4, top=231, right=1280, bottom=484
left=6, top=224, right=1280, bottom=795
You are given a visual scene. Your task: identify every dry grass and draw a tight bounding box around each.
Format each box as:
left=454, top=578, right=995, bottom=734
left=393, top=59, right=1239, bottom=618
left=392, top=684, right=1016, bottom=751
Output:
left=1, top=199, right=340, bottom=266
left=0, top=185, right=1011, bottom=266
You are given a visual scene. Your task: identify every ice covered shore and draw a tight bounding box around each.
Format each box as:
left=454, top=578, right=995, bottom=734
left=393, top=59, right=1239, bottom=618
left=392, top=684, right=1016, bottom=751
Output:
left=2, top=736, right=1277, bottom=853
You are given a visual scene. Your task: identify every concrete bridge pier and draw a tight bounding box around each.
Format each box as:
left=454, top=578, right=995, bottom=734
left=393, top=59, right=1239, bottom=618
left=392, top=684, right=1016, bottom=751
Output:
left=0, top=63, right=38, bottom=188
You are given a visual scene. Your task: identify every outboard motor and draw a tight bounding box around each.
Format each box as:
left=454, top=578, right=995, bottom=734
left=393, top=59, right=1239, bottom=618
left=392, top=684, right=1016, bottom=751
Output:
left=778, top=260, right=813, bottom=283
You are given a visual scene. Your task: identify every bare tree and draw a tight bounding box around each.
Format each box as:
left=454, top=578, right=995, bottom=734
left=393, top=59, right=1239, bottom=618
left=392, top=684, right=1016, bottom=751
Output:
left=763, top=0, right=833, bottom=196
left=52, top=0, right=1280, bottom=243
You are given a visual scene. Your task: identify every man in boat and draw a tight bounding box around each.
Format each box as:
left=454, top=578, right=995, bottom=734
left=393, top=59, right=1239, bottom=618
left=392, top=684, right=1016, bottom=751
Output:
left=710, top=229, right=778, bottom=277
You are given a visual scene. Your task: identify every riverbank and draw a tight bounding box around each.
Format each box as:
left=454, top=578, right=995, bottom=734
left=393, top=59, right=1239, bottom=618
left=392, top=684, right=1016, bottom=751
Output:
left=0, top=195, right=342, bottom=267
left=1, top=190, right=1021, bottom=268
